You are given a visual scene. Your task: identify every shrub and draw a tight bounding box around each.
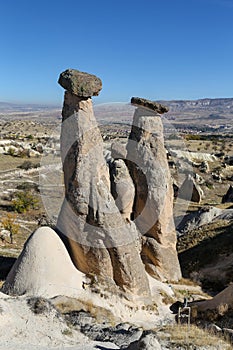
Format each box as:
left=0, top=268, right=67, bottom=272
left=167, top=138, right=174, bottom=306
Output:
left=16, top=182, right=39, bottom=192
left=27, top=297, right=54, bottom=314
left=18, top=161, right=34, bottom=170
left=160, top=324, right=232, bottom=348
left=1, top=213, right=20, bottom=244
left=18, top=161, right=40, bottom=170
left=12, top=191, right=38, bottom=213
left=185, top=134, right=202, bottom=141
left=17, top=149, right=29, bottom=158
left=7, top=147, right=16, bottom=156
left=167, top=133, right=181, bottom=140
left=205, top=181, right=214, bottom=189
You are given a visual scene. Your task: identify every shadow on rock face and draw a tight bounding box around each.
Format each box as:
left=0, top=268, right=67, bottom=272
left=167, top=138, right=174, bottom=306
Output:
left=169, top=301, right=183, bottom=314
left=0, top=256, right=16, bottom=280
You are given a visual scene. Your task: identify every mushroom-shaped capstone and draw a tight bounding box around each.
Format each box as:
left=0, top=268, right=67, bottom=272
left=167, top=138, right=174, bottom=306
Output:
left=58, top=69, right=102, bottom=97
left=131, top=97, right=169, bottom=114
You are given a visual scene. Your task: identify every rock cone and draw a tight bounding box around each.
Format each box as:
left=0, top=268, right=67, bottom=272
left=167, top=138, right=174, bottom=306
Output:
left=178, top=174, right=203, bottom=203
left=2, top=227, right=85, bottom=298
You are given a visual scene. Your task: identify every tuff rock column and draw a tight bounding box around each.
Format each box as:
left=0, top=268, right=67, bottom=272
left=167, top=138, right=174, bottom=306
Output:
left=126, top=97, right=181, bottom=281
left=110, top=158, right=135, bottom=221
left=57, top=70, right=150, bottom=295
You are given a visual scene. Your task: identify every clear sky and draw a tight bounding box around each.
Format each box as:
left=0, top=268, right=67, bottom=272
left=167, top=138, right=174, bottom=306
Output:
left=0, top=0, right=232, bottom=105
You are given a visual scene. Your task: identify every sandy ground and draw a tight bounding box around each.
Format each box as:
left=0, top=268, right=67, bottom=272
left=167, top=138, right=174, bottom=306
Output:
left=0, top=226, right=177, bottom=349
left=0, top=293, right=120, bottom=350
left=0, top=289, right=175, bottom=350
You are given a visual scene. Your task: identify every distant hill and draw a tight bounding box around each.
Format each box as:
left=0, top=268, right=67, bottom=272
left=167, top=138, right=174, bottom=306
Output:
left=0, top=101, right=60, bottom=112
left=0, top=98, right=232, bottom=131
left=161, top=98, right=233, bottom=131
left=1, top=97, right=233, bottom=113
left=161, top=97, right=233, bottom=112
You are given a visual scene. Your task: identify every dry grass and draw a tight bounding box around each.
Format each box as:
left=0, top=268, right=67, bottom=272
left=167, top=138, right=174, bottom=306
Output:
left=0, top=154, right=41, bottom=172
left=178, top=220, right=233, bottom=293
left=159, top=290, right=176, bottom=305
left=184, top=138, right=233, bottom=157
left=158, top=324, right=232, bottom=349
left=192, top=303, right=230, bottom=323
left=177, top=219, right=233, bottom=254
left=53, top=297, right=117, bottom=325
left=173, top=277, right=199, bottom=286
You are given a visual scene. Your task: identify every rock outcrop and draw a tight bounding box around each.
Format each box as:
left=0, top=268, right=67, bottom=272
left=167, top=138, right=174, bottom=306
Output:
left=2, top=227, right=85, bottom=298
left=126, top=331, right=162, bottom=350
left=2, top=70, right=182, bottom=299
left=177, top=206, right=233, bottom=234
left=126, top=98, right=181, bottom=281
left=178, top=174, right=203, bottom=203
left=170, top=150, right=217, bottom=163
left=110, top=158, right=135, bottom=221
left=200, top=160, right=209, bottom=173
left=111, top=139, right=127, bottom=160
left=194, top=283, right=233, bottom=312
left=57, top=70, right=150, bottom=296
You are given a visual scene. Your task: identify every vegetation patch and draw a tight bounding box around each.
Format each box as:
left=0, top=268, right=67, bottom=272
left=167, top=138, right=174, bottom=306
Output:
left=157, top=324, right=232, bottom=349
left=12, top=191, right=39, bottom=213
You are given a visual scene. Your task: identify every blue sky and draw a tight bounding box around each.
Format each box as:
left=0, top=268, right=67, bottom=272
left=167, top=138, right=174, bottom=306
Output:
left=0, top=0, right=232, bottom=104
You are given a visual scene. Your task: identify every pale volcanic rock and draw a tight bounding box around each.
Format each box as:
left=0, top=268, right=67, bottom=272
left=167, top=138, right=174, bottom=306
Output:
left=2, top=227, right=85, bottom=298
left=111, top=140, right=127, bottom=160
left=58, top=69, right=102, bottom=97
left=110, top=158, right=135, bottom=221
left=57, top=85, right=150, bottom=296
left=126, top=101, right=181, bottom=282
left=2, top=72, right=183, bottom=300
left=178, top=174, right=203, bottom=203
left=195, top=283, right=233, bottom=312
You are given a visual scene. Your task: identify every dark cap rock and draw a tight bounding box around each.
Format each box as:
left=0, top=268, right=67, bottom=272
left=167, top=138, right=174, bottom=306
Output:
left=131, top=97, right=169, bottom=114
left=58, top=69, right=102, bottom=97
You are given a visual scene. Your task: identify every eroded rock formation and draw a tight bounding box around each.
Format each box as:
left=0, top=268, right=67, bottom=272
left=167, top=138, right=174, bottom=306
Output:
left=110, top=158, right=135, bottom=221
left=2, top=227, right=85, bottom=298
left=126, top=97, right=181, bottom=281
left=2, top=70, right=182, bottom=299
left=57, top=70, right=150, bottom=296
left=178, top=174, right=203, bottom=203
left=193, top=284, right=233, bottom=322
